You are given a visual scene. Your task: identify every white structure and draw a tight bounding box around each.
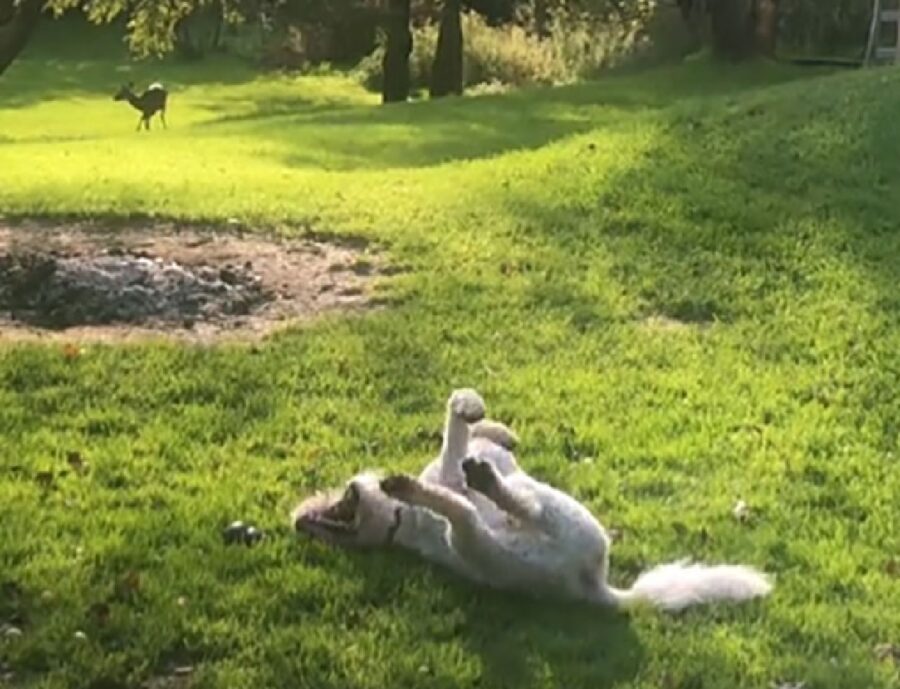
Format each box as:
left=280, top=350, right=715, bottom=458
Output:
left=866, top=0, right=900, bottom=65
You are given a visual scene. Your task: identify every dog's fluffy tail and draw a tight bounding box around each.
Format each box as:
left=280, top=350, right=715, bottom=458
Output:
left=600, top=559, right=773, bottom=611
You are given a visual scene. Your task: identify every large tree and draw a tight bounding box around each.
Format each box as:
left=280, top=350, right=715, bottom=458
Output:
left=382, top=0, right=412, bottom=102
left=679, top=0, right=778, bottom=60
left=0, top=0, right=44, bottom=76
left=753, top=0, right=777, bottom=55
left=429, top=0, right=462, bottom=97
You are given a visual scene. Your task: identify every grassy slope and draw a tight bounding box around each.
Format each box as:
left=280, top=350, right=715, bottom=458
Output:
left=2, top=20, right=899, bottom=689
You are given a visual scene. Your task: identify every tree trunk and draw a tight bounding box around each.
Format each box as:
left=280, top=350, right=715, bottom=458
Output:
left=754, top=0, right=777, bottom=56
left=382, top=0, right=412, bottom=103
left=0, top=0, right=43, bottom=77
left=679, top=0, right=777, bottom=59
left=430, top=0, right=463, bottom=98
left=710, top=0, right=781, bottom=59
left=676, top=0, right=710, bottom=50
left=709, top=0, right=756, bottom=60
left=210, top=1, right=224, bottom=52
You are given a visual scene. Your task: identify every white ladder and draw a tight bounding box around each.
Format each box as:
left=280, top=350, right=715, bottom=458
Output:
left=865, top=0, right=900, bottom=65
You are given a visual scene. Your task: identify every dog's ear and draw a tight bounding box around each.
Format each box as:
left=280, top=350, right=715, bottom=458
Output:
left=471, top=419, right=519, bottom=450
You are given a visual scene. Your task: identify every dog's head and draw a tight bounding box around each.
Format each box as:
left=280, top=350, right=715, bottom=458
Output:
left=292, top=472, right=401, bottom=549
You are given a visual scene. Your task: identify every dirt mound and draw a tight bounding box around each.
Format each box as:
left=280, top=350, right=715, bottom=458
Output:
left=0, top=221, right=392, bottom=343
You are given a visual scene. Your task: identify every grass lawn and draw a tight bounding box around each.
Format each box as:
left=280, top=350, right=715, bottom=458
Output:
left=2, top=19, right=900, bottom=689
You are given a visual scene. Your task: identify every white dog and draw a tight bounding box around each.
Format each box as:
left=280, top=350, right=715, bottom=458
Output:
left=293, top=389, right=773, bottom=611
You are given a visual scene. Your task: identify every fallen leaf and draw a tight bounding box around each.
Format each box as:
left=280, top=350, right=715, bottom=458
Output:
left=885, top=559, right=900, bottom=577
left=62, top=343, right=83, bottom=360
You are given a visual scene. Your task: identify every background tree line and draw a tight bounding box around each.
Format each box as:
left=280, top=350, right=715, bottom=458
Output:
left=0, top=0, right=880, bottom=100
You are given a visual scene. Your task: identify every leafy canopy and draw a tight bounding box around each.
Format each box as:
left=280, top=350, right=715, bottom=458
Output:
left=45, top=0, right=272, bottom=57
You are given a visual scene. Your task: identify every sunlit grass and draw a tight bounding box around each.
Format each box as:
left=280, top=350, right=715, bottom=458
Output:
left=1, top=19, right=898, bottom=689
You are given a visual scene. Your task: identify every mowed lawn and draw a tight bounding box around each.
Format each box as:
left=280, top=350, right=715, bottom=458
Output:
left=2, top=20, right=900, bottom=689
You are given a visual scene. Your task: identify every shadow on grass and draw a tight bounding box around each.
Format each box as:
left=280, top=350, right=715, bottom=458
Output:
left=238, top=59, right=835, bottom=171
left=187, top=61, right=827, bottom=173
left=343, top=549, right=644, bottom=689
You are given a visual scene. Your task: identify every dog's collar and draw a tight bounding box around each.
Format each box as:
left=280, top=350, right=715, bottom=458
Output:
left=385, top=506, right=404, bottom=546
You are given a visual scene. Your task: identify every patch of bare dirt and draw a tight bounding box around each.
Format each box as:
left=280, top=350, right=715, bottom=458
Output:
left=0, top=220, right=394, bottom=344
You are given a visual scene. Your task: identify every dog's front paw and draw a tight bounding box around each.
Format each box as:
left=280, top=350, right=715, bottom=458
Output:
left=380, top=474, right=420, bottom=502
left=449, top=388, right=486, bottom=423
left=462, top=457, right=499, bottom=495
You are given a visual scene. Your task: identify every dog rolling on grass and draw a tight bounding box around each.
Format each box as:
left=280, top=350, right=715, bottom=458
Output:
left=293, top=389, right=773, bottom=612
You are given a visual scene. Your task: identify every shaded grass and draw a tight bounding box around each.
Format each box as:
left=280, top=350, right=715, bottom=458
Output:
left=1, top=21, right=899, bottom=689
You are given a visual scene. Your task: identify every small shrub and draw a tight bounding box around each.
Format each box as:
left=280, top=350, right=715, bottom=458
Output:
left=540, top=5, right=649, bottom=80
left=464, top=14, right=565, bottom=85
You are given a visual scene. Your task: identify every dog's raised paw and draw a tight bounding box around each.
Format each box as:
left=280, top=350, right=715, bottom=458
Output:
left=463, top=458, right=498, bottom=495
left=450, top=389, right=486, bottom=423
left=380, top=474, right=419, bottom=500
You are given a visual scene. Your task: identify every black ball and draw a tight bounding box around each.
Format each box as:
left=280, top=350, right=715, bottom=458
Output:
left=222, top=520, right=247, bottom=545
left=243, top=526, right=264, bottom=546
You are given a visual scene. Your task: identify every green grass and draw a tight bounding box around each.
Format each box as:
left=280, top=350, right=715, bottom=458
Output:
left=2, top=19, right=900, bottom=689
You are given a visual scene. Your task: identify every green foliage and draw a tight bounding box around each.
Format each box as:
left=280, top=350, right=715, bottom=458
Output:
left=2, top=24, right=900, bottom=689
left=44, top=0, right=251, bottom=57
left=28, top=0, right=881, bottom=63
left=358, top=7, right=646, bottom=92
left=41, top=0, right=373, bottom=61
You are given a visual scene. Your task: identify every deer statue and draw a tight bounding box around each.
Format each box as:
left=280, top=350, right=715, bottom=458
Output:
left=113, top=82, right=168, bottom=131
